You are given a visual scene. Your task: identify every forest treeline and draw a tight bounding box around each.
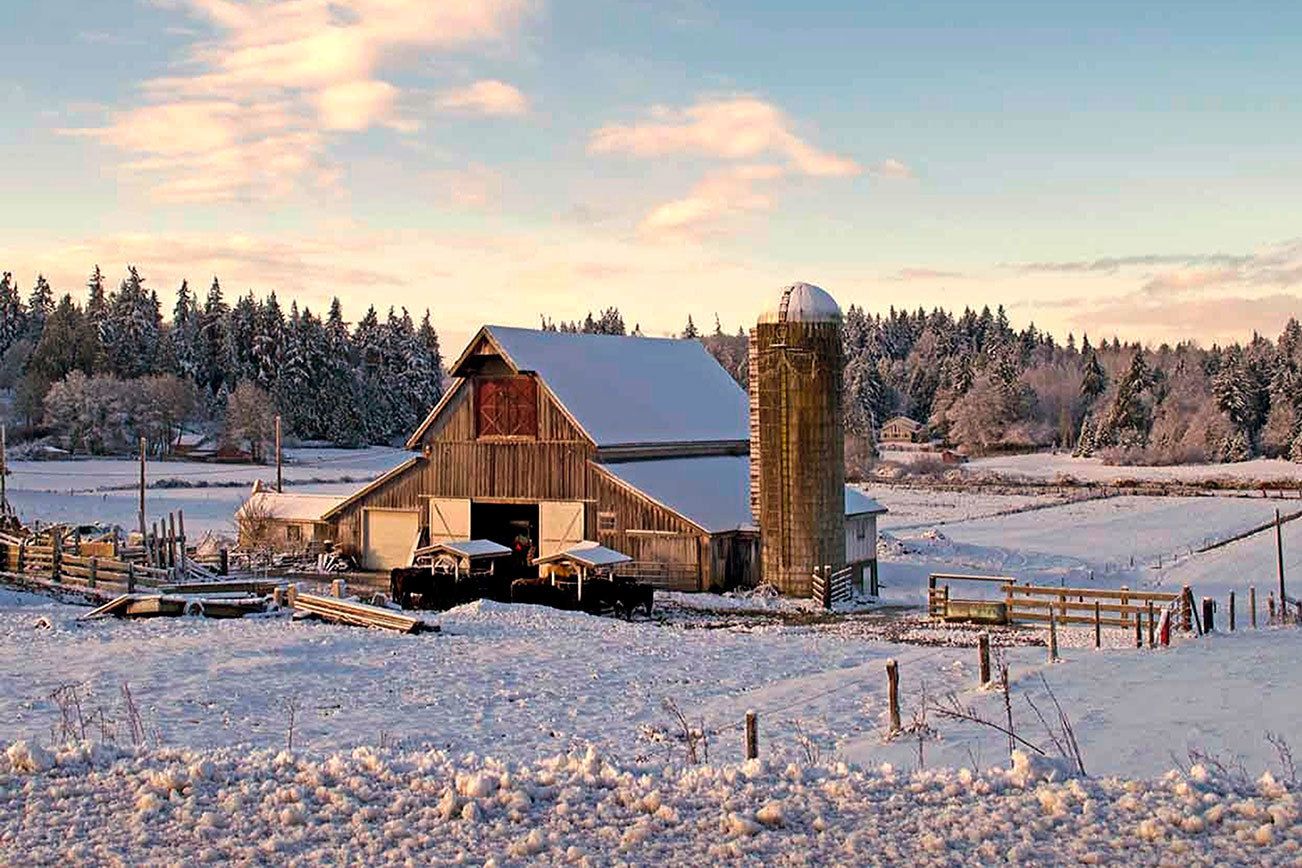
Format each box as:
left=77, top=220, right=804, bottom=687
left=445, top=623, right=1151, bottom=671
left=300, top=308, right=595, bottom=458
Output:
left=547, top=303, right=1302, bottom=465
left=3, top=265, right=1299, bottom=465
left=0, top=267, right=443, bottom=456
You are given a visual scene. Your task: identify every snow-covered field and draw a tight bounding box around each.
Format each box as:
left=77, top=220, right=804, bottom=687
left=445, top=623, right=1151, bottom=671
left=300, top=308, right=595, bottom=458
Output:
left=878, top=495, right=1294, bottom=604
left=3, top=447, right=410, bottom=536
left=2, top=458, right=1301, bottom=860
left=968, top=452, right=1302, bottom=485
left=872, top=486, right=1068, bottom=531
left=0, top=587, right=1299, bottom=862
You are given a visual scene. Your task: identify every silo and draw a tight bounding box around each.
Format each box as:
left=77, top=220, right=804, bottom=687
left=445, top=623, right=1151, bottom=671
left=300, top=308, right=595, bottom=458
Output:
left=750, top=282, right=846, bottom=597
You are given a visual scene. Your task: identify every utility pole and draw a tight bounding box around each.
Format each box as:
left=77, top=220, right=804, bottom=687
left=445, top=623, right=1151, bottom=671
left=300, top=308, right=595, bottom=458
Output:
left=138, top=436, right=147, bottom=537
left=1277, top=509, right=1287, bottom=607
left=275, top=414, right=283, bottom=493
left=0, top=423, right=8, bottom=516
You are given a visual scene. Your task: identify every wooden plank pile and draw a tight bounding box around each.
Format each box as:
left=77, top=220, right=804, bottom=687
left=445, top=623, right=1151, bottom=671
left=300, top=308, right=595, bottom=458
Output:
left=287, top=586, right=430, bottom=634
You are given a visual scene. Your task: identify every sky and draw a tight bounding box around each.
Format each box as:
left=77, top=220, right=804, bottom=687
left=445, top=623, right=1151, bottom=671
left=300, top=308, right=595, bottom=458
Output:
left=1, top=0, right=1300, bottom=351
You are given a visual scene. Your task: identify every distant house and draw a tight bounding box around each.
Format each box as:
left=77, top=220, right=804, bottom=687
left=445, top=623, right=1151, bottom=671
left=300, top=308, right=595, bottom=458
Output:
left=318, top=325, right=886, bottom=592
left=879, top=416, right=924, bottom=444
left=236, top=481, right=346, bottom=552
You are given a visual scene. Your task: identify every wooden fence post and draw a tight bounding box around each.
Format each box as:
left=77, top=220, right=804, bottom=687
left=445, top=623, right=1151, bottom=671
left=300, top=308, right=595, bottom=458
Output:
left=1250, top=586, right=1257, bottom=628
left=272, top=586, right=284, bottom=608
left=744, top=709, right=758, bottom=760
left=177, top=510, right=187, bottom=576
left=978, top=632, right=991, bottom=686
left=1202, top=597, right=1214, bottom=633
left=330, top=578, right=346, bottom=598
left=1147, top=601, right=1156, bottom=647
left=886, top=659, right=901, bottom=734
left=1093, top=601, right=1101, bottom=649
left=88, top=556, right=97, bottom=589
left=1048, top=612, right=1059, bottom=661
left=1181, top=585, right=1192, bottom=632
left=219, top=548, right=229, bottom=576
left=1134, top=609, right=1142, bottom=648
left=51, top=531, right=61, bottom=584
left=1269, top=592, right=1276, bottom=624
left=942, top=585, right=950, bottom=619
left=168, top=512, right=177, bottom=570
left=286, top=583, right=299, bottom=608
left=126, top=562, right=136, bottom=594
left=1228, top=591, right=1235, bottom=632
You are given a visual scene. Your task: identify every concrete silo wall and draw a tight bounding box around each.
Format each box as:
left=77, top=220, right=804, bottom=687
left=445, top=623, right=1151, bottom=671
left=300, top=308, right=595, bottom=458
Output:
left=752, top=319, right=846, bottom=596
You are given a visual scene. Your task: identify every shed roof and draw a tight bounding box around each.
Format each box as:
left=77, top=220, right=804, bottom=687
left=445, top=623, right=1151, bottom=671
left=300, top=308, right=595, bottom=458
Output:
left=415, top=539, right=513, bottom=559
left=237, top=490, right=348, bottom=523
left=599, top=456, right=886, bottom=533
left=533, top=540, right=633, bottom=569
left=456, top=326, right=751, bottom=448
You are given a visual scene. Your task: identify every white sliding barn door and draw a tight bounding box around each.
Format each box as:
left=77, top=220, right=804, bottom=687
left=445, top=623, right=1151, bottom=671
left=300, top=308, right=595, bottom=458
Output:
left=363, top=509, right=420, bottom=571
left=428, top=498, right=472, bottom=545
left=539, top=501, right=584, bottom=557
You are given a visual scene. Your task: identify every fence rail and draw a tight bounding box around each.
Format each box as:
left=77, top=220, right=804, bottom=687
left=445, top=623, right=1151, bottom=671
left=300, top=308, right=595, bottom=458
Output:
left=928, top=572, right=1185, bottom=632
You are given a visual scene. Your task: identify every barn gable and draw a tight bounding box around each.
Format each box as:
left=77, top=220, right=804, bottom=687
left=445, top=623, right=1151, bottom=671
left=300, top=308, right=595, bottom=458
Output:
left=408, top=326, right=750, bottom=453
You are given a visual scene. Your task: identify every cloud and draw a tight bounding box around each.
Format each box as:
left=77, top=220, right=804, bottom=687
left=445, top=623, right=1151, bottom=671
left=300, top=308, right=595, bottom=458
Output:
left=870, top=158, right=914, bottom=180
left=67, top=0, right=529, bottom=201
left=1067, top=293, right=1302, bottom=345
left=431, top=164, right=506, bottom=209
left=435, top=80, right=529, bottom=116
left=591, top=96, right=864, bottom=236
left=639, top=164, right=783, bottom=237
left=589, top=97, right=860, bottom=177
left=886, top=267, right=965, bottom=281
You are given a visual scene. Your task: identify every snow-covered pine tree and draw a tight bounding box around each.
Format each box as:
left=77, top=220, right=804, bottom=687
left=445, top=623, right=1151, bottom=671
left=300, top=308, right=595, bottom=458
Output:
left=169, top=280, right=201, bottom=383
left=0, top=272, right=27, bottom=357
left=681, top=315, right=699, bottom=340
left=1080, top=350, right=1106, bottom=405
left=197, top=277, right=230, bottom=403
left=102, top=266, right=161, bottom=378
left=27, top=275, right=54, bottom=341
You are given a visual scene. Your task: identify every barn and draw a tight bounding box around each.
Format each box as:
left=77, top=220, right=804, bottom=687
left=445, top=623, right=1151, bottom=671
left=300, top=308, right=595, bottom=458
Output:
left=321, top=324, right=884, bottom=593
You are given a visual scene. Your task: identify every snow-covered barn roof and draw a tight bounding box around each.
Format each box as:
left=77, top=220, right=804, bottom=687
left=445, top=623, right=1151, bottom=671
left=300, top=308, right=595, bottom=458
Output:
left=443, top=326, right=751, bottom=449
left=598, top=456, right=886, bottom=533
left=238, top=489, right=348, bottom=523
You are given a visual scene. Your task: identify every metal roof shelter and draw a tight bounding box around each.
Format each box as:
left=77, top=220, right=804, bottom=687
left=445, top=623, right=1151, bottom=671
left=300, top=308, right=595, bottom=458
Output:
left=533, top=540, right=633, bottom=601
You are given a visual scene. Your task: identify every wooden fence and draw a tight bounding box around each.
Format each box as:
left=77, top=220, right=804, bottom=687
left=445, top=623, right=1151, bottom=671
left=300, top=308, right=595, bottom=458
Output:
left=812, top=565, right=855, bottom=608
left=928, top=572, right=1184, bottom=631
left=0, top=525, right=199, bottom=599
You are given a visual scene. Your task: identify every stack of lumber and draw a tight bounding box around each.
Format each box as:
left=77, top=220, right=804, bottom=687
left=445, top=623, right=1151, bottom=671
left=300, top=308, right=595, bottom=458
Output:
left=289, top=591, right=430, bottom=634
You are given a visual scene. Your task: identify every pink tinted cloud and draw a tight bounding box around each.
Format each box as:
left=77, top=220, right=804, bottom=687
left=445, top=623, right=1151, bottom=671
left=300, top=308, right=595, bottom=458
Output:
left=435, top=80, right=529, bottom=116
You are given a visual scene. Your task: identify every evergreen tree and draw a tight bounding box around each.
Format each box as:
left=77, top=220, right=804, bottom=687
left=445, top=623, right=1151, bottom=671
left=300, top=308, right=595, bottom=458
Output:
left=681, top=315, right=699, bottom=339
left=27, top=275, right=54, bottom=341
left=102, top=266, right=161, bottom=378
left=0, top=272, right=26, bottom=356
left=169, top=279, right=201, bottom=382
left=1080, top=350, right=1106, bottom=404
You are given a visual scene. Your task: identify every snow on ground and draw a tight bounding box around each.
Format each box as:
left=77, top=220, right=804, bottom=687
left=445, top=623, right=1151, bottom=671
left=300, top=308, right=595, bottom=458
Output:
left=871, top=486, right=1067, bottom=531
left=3, top=447, right=409, bottom=535
left=878, top=495, right=1289, bottom=605
left=968, top=452, right=1302, bottom=485
left=3, top=740, right=1298, bottom=864
left=1, top=589, right=1298, bottom=783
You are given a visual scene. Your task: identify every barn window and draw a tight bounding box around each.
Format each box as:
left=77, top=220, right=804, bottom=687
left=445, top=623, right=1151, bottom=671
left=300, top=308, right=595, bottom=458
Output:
left=597, top=511, right=617, bottom=532
left=476, top=376, right=538, bottom=438
left=286, top=524, right=303, bottom=542
left=855, top=520, right=867, bottom=541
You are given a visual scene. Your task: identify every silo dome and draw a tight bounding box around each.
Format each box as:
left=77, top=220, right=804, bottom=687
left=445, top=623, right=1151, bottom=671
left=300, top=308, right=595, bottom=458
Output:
left=758, top=282, right=842, bottom=325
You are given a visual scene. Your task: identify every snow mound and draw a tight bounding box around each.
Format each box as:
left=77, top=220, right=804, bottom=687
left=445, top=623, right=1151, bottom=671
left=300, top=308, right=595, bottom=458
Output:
left=1, top=742, right=1296, bottom=863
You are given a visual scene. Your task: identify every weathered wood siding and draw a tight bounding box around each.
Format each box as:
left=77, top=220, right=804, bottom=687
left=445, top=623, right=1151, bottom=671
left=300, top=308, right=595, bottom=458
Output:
left=334, top=376, right=597, bottom=554
left=592, top=467, right=707, bottom=590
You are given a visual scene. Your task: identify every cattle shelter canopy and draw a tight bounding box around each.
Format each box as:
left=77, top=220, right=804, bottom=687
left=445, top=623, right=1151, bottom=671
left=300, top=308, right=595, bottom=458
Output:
left=414, top=540, right=513, bottom=560
left=237, top=490, right=348, bottom=523
left=480, top=326, right=750, bottom=448
left=534, top=541, right=634, bottom=569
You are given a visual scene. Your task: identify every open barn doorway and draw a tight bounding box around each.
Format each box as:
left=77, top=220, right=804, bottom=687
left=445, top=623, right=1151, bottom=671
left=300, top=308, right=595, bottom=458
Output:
left=471, top=502, right=539, bottom=581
